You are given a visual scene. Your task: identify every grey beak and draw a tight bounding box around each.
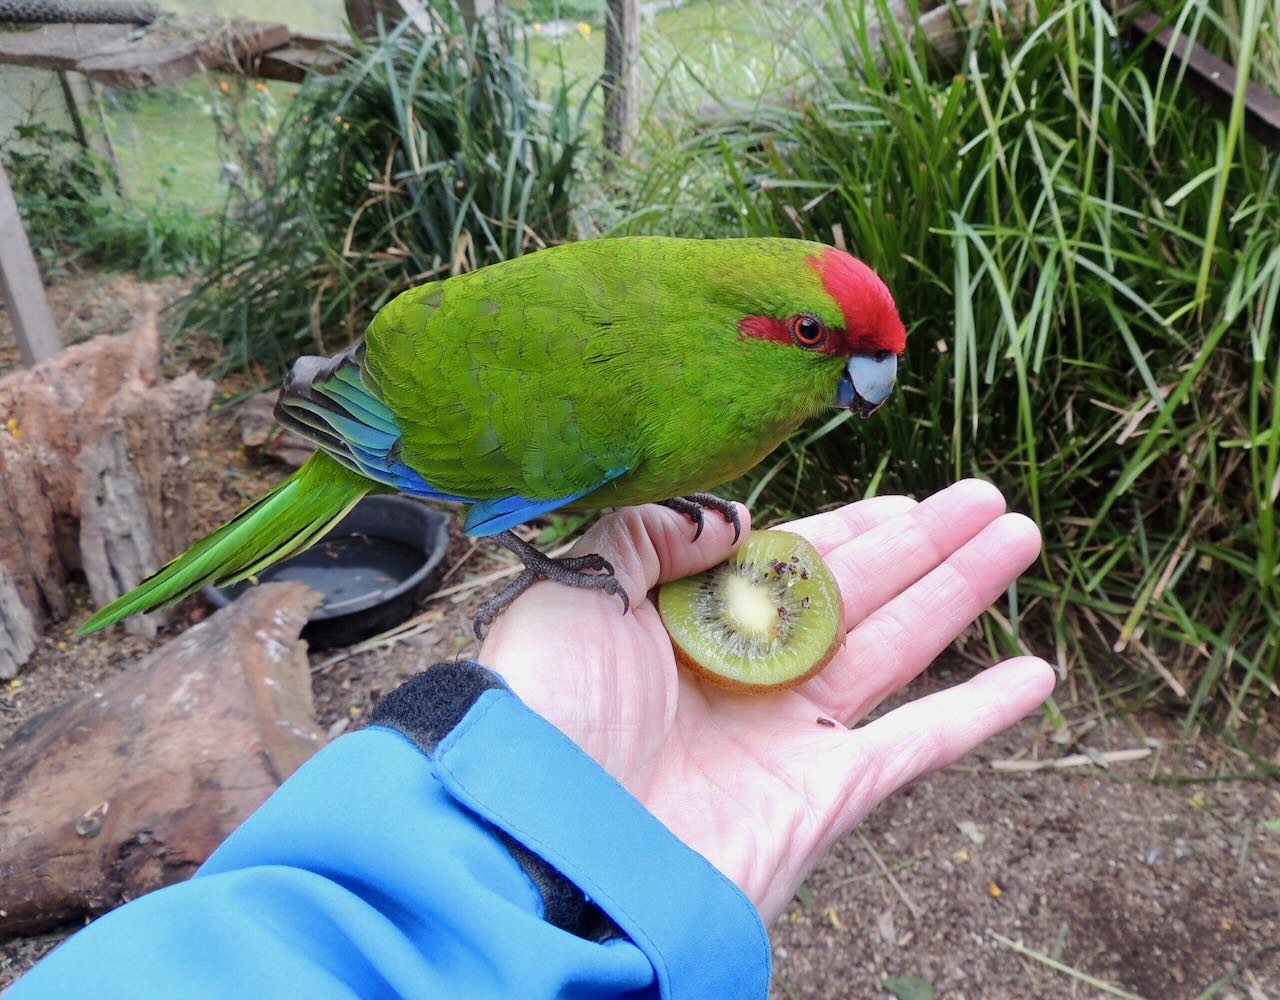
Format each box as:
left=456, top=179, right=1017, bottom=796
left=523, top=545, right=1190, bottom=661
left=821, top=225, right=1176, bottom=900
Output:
left=836, top=353, right=898, bottom=416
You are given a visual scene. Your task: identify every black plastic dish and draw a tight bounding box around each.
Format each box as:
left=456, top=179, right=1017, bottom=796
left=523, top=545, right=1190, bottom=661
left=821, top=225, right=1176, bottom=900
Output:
left=203, top=496, right=450, bottom=649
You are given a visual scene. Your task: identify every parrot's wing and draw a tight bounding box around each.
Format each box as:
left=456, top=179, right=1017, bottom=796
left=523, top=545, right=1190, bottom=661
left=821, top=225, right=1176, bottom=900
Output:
left=462, top=465, right=628, bottom=536
left=274, top=342, right=470, bottom=502
left=367, top=277, right=638, bottom=511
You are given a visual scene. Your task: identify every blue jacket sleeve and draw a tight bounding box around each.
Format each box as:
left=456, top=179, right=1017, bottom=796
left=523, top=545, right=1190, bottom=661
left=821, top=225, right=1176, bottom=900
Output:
left=8, top=662, right=770, bottom=999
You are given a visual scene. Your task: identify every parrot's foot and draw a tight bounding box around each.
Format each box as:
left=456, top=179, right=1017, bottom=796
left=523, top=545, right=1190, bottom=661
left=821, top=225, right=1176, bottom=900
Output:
left=473, top=530, right=630, bottom=639
left=658, top=493, right=742, bottom=543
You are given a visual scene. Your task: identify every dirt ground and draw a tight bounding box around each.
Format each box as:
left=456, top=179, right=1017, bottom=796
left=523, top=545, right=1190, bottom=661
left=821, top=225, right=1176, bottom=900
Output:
left=2, top=277, right=1278, bottom=998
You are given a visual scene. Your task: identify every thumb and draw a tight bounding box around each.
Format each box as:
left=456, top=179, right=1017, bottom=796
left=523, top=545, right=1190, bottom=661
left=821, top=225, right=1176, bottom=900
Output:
left=571, top=502, right=751, bottom=609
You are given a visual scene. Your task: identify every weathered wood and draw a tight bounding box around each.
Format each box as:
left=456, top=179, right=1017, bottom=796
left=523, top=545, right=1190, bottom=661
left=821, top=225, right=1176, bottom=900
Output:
left=602, top=0, right=640, bottom=162
left=1120, top=5, right=1280, bottom=151
left=0, top=305, right=214, bottom=669
left=78, top=372, right=214, bottom=638
left=0, top=563, right=37, bottom=680
left=0, top=22, right=124, bottom=72
left=0, top=18, right=290, bottom=89
left=0, top=159, right=62, bottom=367
left=256, top=32, right=349, bottom=83
left=0, top=582, right=325, bottom=941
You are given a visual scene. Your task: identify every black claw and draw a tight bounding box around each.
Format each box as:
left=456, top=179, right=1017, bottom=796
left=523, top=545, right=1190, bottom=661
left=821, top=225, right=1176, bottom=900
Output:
left=471, top=532, right=629, bottom=636
left=660, top=493, right=741, bottom=544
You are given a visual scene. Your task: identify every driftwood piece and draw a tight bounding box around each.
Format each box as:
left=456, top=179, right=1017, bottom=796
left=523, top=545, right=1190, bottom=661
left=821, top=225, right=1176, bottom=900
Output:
left=0, top=303, right=214, bottom=665
left=0, top=582, right=324, bottom=941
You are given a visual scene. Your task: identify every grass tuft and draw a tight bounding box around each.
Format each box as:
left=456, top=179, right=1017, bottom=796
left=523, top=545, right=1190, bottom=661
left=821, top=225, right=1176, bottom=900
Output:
left=185, top=4, right=593, bottom=371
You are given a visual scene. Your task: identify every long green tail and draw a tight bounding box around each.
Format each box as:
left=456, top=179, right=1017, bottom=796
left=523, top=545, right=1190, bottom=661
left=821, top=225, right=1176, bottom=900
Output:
left=79, top=451, right=387, bottom=634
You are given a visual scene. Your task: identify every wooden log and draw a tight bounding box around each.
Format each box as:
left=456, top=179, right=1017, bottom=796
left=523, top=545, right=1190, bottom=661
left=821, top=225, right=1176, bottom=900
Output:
left=77, top=372, right=213, bottom=637
left=0, top=582, right=325, bottom=941
left=0, top=304, right=214, bottom=667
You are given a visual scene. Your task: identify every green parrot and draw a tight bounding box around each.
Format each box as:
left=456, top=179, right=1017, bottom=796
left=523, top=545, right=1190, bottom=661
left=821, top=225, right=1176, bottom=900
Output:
left=80, top=237, right=906, bottom=638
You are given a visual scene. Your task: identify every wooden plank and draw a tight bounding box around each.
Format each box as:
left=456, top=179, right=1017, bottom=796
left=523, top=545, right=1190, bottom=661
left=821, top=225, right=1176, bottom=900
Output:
left=1121, top=5, right=1280, bottom=151
left=0, top=19, right=291, bottom=90
left=0, top=160, right=62, bottom=367
left=0, top=24, right=128, bottom=73
left=79, top=19, right=291, bottom=89
left=256, top=33, right=350, bottom=83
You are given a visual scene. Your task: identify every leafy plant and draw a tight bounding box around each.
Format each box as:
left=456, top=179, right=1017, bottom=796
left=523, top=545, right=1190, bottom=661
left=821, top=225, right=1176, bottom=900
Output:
left=2, top=122, right=217, bottom=279
left=188, top=4, right=593, bottom=371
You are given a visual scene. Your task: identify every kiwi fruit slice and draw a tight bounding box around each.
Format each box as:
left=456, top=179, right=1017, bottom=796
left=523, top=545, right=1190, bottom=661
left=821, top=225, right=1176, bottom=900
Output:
left=658, top=529, right=844, bottom=691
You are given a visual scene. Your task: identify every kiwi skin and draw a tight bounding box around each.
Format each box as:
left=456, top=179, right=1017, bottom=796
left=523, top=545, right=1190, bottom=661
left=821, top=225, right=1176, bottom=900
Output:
left=659, top=530, right=845, bottom=693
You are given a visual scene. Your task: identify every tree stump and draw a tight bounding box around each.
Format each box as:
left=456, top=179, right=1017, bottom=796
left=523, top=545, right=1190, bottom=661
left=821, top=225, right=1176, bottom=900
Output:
left=0, top=582, right=324, bottom=941
left=0, top=299, right=214, bottom=669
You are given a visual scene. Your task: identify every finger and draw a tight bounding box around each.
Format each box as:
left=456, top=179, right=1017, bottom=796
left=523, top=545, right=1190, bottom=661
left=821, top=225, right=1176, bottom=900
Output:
left=783, top=494, right=919, bottom=556
left=848, top=657, right=1055, bottom=808
left=812, top=512, right=1042, bottom=719
left=823, top=479, right=1008, bottom=630
left=570, top=502, right=752, bottom=608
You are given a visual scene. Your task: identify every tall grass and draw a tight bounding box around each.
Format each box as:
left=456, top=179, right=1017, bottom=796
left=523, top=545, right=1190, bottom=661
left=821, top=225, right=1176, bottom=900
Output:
left=187, top=5, right=593, bottom=371
left=622, top=0, right=1280, bottom=716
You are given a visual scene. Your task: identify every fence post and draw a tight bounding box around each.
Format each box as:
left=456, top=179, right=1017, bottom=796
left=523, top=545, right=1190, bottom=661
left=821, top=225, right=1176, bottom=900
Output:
left=0, top=159, right=62, bottom=367
left=602, top=0, right=640, bottom=163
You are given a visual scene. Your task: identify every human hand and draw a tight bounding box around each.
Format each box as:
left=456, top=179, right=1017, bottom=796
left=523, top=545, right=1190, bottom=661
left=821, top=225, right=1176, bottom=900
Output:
left=480, top=480, right=1054, bottom=924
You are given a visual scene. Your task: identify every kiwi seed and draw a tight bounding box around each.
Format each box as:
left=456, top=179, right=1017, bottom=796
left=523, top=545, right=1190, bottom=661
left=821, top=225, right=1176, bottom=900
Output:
left=657, top=529, right=844, bottom=691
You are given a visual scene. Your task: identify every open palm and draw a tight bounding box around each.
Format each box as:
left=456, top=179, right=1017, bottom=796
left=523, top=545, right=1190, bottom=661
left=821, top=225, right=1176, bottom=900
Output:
left=481, top=480, right=1054, bottom=923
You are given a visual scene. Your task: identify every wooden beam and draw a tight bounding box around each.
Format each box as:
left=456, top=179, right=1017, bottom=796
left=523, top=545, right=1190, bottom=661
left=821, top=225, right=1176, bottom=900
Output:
left=0, top=19, right=290, bottom=90
left=256, top=33, right=351, bottom=83
left=1120, top=5, right=1280, bottom=151
left=0, top=160, right=62, bottom=367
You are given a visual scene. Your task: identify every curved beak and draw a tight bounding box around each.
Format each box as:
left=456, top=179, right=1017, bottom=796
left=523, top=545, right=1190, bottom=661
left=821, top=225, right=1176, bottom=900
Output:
left=836, top=353, right=898, bottom=417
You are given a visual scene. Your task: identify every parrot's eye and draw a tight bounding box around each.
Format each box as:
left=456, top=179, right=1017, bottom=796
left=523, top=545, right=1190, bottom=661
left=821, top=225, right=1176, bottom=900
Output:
left=874, top=349, right=891, bottom=362
left=788, top=314, right=826, bottom=348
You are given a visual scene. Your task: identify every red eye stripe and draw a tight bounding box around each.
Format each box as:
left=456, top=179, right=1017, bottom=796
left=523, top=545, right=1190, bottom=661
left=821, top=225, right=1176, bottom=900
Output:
left=738, top=315, right=850, bottom=354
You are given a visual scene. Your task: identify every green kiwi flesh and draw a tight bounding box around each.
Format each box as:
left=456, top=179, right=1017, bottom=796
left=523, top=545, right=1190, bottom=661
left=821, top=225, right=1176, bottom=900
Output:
left=658, top=529, right=844, bottom=691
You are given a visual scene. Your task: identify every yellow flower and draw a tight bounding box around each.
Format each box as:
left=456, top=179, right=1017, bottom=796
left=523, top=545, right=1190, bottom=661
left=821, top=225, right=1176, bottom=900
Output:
left=577, top=21, right=591, bottom=38
left=218, top=81, right=230, bottom=93
left=532, top=21, right=542, bottom=32
left=255, top=81, right=268, bottom=93
left=4, top=417, right=18, bottom=438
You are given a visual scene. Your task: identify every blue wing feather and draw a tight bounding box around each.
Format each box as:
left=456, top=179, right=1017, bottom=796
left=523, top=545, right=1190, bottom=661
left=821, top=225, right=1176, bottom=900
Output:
left=462, top=465, right=628, bottom=537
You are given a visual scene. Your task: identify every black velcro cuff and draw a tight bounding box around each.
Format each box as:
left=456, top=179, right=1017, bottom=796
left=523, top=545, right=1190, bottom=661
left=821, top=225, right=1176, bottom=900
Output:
left=368, top=660, right=615, bottom=940
left=369, top=660, right=508, bottom=756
